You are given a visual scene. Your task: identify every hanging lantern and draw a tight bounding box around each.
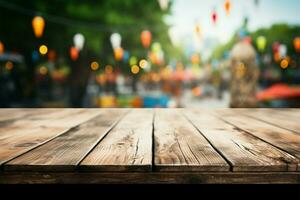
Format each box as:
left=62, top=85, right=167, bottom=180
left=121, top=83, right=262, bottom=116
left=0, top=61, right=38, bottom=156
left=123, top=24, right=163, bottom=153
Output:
left=123, top=50, right=130, bottom=63
left=70, top=47, right=79, bottom=61
left=294, top=37, right=300, bottom=52
left=129, top=56, right=138, bottom=66
left=32, top=16, right=45, bottom=38
left=110, top=33, right=121, bottom=50
left=212, top=10, right=218, bottom=24
left=114, top=47, right=124, bottom=61
left=0, top=41, right=4, bottom=55
left=279, top=44, right=287, bottom=58
left=256, top=36, right=267, bottom=52
left=141, top=30, right=152, bottom=48
left=73, top=33, right=85, bottom=51
left=224, top=0, right=231, bottom=16
left=158, top=0, right=169, bottom=11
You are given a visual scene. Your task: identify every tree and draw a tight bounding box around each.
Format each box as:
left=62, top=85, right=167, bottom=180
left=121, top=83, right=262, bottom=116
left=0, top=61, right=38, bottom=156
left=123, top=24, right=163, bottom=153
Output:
left=0, top=0, right=178, bottom=107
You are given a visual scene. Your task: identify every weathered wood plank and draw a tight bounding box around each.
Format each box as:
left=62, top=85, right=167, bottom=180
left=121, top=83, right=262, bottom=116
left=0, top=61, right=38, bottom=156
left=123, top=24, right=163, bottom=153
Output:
left=0, top=109, right=102, bottom=165
left=5, top=109, right=127, bottom=171
left=154, top=109, right=229, bottom=172
left=214, top=109, right=300, bottom=171
left=0, top=109, right=60, bottom=127
left=1, top=171, right=299, bottom=184
left=236, top=109, right=300, bottom=134
left=184, top=109, right=298, bottom=172
left=80, top=109, right=153, bottom=172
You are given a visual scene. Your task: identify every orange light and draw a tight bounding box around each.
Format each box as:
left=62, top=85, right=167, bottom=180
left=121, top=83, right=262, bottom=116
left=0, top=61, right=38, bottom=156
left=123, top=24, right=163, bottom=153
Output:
left=70, top=47, right=79, bottom=61
left=192, top=87, right=201, bottom=97
left=294, top=37, right=300, bottom=52
left=90, top=61, right=99, bottom=71
left=224, top=0, right=231, bottom=16
left=5, top=61, right=13, bottom=70
left=114, top=47, right=124, bottom=61
left=131, top=65, right=140, bottom=74
left=0, top=41, right=4, bottom=55
left=39, top=66, right=48, bottom=75
left=191, top=54, right=200, bottom=64
left=105, top=65, right=113, bottom=74
left=280, top=59, right=289, bottom=69
left=39, top=45, right=48, bottom=55
left=141, top=30, right=152, bottom=48
left=274, top=52, right=281, bottom=62
left=32, top=16, right=45, bottom=38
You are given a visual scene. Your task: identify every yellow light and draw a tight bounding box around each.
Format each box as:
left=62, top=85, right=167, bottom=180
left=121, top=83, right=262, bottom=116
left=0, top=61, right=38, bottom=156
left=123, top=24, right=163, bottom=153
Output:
left=139, top=59, right=148, bottom=69
left=39, top=45, right=48, bottom=55
left=90, top=61, right=99, bottom=71
left=32, top=16, right=45, bottom=38
left=280, top=59, right=289, bottom=69
left=131, top=65, right=140, bottom=74
left=105, top=65, right=113, bottom=74
left=5, top=61, right=13, bottom=70
left=39, top=66, right=48, bottom=75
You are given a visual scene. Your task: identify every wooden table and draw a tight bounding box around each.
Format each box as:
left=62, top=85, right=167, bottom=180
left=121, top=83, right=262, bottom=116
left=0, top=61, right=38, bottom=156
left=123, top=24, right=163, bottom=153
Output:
left=0, top=108, right=299, bottom=184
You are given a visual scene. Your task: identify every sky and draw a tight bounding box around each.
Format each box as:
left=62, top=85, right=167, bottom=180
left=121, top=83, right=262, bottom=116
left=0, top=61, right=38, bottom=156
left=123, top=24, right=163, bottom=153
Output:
left=166, top=0, right=300, bottom=58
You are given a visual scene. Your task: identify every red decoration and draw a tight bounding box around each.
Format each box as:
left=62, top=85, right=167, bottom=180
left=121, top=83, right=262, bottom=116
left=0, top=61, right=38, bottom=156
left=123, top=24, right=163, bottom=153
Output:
left=141, top=30, right=152, bottom=48
left=70, top=47, right=79, bottom=61
left=212, top=11, right=217, bottom=24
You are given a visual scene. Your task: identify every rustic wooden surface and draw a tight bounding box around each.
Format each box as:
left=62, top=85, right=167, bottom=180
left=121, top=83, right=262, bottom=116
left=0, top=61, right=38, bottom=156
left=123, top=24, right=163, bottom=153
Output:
left=0, top=108, right=299, bottom=184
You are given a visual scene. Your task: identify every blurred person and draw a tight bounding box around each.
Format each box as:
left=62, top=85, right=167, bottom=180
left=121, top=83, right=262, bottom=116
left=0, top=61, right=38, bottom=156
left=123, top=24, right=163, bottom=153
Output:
left=230, top=40, right=260, bottom=108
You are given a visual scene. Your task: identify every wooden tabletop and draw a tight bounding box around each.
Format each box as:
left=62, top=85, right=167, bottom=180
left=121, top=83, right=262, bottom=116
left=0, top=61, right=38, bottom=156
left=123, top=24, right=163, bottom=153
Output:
left=0, top=108, right=299, bottom=184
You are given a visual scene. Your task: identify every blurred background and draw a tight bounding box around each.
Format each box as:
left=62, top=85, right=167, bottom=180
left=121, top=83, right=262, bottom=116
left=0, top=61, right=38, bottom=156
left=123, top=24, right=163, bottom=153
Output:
left=0, top=0, right=300, bottom=108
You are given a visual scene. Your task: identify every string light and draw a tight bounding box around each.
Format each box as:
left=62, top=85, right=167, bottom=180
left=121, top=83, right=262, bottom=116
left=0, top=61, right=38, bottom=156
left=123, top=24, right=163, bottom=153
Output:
left=141, top=30, right=152, bottom=48
left=256, top=36, right=267, bottom=52
left=90, top=61, right=99, bottom=71
left=110, top=33, right=121, bottom=50
left=224, top=0, right=231, bottom=16
left=73, top=33, right=85, bottom=51
left=294, top=37, right=300, bottom=52
left=280, top=59, right=289, bottom=69
left=70, top=46, right=79, bottom=61
left=39, top=44, right=48, bottom=55
left=131, top=65, right=140, bottom=74
left=114, top=47, right=124, bottom=61
left=139, top=59, right=148, bottom=69
left=212, top=10, right=217, bottom=24
left=32, top=16, right=45, bottom=38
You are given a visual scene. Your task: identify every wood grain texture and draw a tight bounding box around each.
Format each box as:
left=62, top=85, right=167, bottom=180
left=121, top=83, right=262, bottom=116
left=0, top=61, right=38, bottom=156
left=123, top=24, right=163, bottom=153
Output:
left=236, top=109, right=300, bottom=134
left=80, top=109, right=153, bottom=172
left=0, top=109, right=102, bottom=165
left=154, top=109, right=229, bottom=172
left=5, top=109, right=127, bottom=171
left=184, top=110, right=299, bottom=172
left=214, top=109, right=300, bottom=171
left=1, top=172, right=299, bottom=184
